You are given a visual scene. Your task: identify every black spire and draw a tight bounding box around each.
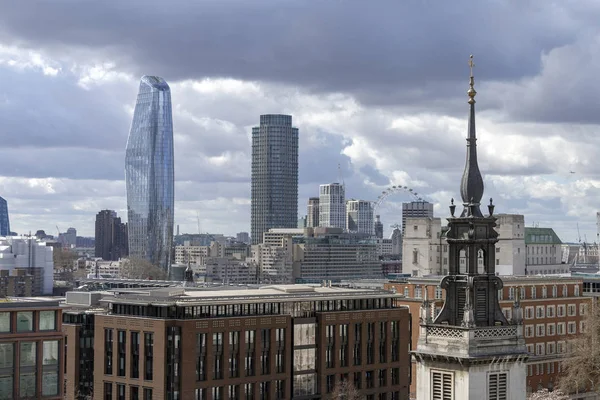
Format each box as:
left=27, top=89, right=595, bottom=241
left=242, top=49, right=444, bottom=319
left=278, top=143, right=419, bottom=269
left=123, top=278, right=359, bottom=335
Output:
left=459, top=55, right=484, bottom=218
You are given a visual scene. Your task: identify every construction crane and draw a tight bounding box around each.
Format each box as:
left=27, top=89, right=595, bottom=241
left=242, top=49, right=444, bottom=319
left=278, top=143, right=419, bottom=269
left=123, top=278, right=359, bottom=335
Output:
left=577, top=223, right=582, bottom=243
left=390, top=224, right=401, bottom=230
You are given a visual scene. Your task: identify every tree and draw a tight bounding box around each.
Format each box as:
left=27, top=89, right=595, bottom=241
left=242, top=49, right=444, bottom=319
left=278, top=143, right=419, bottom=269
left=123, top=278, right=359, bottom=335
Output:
left=528, top=389, right=568, bottom=400
left=120, top=257, right=168, bottom=280
left=557, top=301, right=600, bottom=395
left=329, top=380, right=363, bottom=400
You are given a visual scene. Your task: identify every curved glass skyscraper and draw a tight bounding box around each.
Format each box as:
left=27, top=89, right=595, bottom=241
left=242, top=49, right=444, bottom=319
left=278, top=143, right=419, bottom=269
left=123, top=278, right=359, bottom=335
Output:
left=125, top=76, right=174, bottom=273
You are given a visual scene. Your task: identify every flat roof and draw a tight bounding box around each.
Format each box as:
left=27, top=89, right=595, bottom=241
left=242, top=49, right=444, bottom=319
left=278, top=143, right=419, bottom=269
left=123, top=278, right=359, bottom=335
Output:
left=0, top=297, right=62, bottom=308
left=104, top=284, right=399, bottom=306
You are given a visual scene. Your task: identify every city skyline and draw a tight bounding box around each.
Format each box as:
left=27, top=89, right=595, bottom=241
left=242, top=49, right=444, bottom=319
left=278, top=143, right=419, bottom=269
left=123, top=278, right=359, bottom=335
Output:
left=0, top=2, right=600, bottom=243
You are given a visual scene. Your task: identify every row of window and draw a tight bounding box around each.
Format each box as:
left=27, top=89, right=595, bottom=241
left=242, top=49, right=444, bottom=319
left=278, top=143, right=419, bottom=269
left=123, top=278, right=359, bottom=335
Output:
left=504, top=285, right=580, bottom=300
left=524, top=321, right=583, bottom=338
left=104, top=383, right=152, bottom=400
left=527, top=361, right=562, bottom=377
left=525, top=340, right=574, bottom=356
left=196, top=381, right=285, bottom=400
left=521, top=303, right=586, bottom=319
left=104, top=330, right=153, bottom=381
left=0, top=310, right=57, bottom=333
left=431, top=370, right=507, bottom=400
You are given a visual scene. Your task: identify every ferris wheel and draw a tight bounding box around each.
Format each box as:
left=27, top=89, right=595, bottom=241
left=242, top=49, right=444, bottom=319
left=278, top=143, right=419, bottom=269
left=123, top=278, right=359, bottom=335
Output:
left=373, top=185, right=427, bottom=213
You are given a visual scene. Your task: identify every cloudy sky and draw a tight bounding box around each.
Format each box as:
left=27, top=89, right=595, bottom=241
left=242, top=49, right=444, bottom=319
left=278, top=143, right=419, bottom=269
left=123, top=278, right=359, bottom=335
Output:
left=1, top=0, right=599, bottom=242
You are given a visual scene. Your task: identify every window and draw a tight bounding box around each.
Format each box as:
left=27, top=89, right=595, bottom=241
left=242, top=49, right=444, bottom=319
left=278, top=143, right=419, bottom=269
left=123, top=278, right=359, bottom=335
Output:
left=525, top=325, right=534, bottom=338
left=536, top=306, right=544, bottom=319
left=432, top=370, right=453, bottom=400
left=552, top=285, right=557, bottom=298
left=104, top=383, right=113, bottom=400
left=575, top=285, right=580, bottom=297
left=508, top=288, right=515, bottom=300
left=39, top=311, right=56, bottom=331
left=531, top=287, right=537, bottom=299
left=557, top=305, right=565, bottom=317
left=547, top=342, right=556, bottom=355
left=488, top=372, right=507, bottom=400
left=567, top=322, right=576, bottom=335
left=131, top=387, right=139, bottom=400
left=16, top=311, right=33, bottom=332
left=502, top=308, right=512, bottom=321
left=562, top=285, right=568, bottom=297
left=525, top=307, right=534, bottom=319
left=536, top=324, right=545, bottom=337
left=580, top=303, right=588, bottom=316
left=520, top=287, right=526, bottom=300
left=105, top=329, right=113, bottom=375
left=117, top=330, right=126, bottom=376
left=435, top=287, right=443, bottom=299
left=20, top=342, right=36, bottom=367
left=415, top=287, right=422, bottom=299
left=403, top=287, right=409, bottom=297
left=542, top=286, right=547, bottom=298
left=131, top=332, right=140, bottom=379
left=567, top=304, right=576, bottom=317
left=580, top=321, right=587, bottom=333
left=0, top=313, right=10, bottom=333
left=547, top=324, right=555, bottom=336
left=197, top=333, right=206, bottom=380
left=143, top=388, right=152, bottom=400
left=117, top=383, right=125, bottom=400
left=536, top=344, right=545, bottom=356
left=144, top=332, right=154, bottom=380
left=557, top=323, right=565, bottom=336
left=546, top=305, right=555, bottom=318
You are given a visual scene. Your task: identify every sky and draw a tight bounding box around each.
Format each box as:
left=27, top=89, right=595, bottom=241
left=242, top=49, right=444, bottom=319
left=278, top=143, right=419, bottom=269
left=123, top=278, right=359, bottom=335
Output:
left=1, top=0, right=600, bottom=242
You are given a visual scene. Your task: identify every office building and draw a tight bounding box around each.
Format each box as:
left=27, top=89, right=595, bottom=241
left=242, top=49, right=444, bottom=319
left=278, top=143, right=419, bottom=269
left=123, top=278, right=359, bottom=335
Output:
left=236, top=232, right=250, bottom=244
left=0, top=196, right=10, bottom=236
left=307, top=197, right=320, bottom=228
left=387, top=275, right=590, bottom=397
left=401, top=201, right=433, bottom=234
left=251, top=114, right=299, bottom=245
left=125, top=76, right=175, bottom=272
left=0, top=236, right=54, bottom=295
left=68, top=285, right=410, bottom=399
left=374, top=215, right=383, bottom=239
left=0, top=297, right=64, bottom=399
left=95, top=210, right=129, bottom=261
left=346, top=199, right=374, bottom=235
left=319, top=183, right=345, bottom=229
left=525, top=227, right=563, bottom=275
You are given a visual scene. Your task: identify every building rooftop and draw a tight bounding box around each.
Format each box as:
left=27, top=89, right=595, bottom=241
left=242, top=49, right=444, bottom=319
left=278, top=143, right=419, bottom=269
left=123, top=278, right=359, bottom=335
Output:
left=103, top=284, right=399, bottom=306
left=0, top=296, right=61, bottom=308
left=524, top=227, right=562, bottom=245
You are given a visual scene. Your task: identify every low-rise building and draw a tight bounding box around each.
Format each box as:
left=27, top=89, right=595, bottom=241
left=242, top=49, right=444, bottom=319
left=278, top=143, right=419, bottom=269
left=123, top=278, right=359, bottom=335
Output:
left=525, top=227, right=567, bottom=275
left=0, top=297, right=64, bottom=399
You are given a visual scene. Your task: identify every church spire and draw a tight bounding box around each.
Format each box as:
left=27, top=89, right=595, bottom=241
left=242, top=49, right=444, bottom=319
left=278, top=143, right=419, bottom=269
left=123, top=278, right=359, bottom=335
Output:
left=459, top=55, right=485, bottom=217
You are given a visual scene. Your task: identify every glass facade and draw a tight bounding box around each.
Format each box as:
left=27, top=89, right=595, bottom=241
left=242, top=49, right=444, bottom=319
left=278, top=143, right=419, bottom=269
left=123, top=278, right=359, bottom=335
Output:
left=0, top=196, right=9, bottom=236
left=125, top=76, right=174, bottom=273
left=251, top=114, right=299, bottom=245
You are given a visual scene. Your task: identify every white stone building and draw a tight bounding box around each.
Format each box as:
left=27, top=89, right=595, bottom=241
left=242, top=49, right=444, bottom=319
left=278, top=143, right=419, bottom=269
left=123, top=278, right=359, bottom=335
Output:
left=0, top=236, right=54, bottom=295
left=318, top=183, right=345, bottom=229
left=346, top=199, right=374, bottom=235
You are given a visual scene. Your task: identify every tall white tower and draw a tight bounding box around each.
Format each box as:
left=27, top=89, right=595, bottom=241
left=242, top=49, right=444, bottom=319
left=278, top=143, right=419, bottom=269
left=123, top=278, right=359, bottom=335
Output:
left=319, top=183, right=345, bottom=229
left=413, top=56, right=527, bottom=400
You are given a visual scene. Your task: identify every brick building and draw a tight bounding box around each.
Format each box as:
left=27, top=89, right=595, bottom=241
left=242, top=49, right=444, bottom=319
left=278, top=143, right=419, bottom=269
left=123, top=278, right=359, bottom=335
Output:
left=385, top=275, right=591, bottom=397
left=63, top=284, right=411, bottom=400
left=0, top=297, right=64, bottom=399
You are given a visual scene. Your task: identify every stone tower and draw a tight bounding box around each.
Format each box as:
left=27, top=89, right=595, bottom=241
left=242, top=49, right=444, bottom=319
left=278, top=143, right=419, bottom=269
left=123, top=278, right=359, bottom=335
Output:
left=413, top=56, right=528, bottom=400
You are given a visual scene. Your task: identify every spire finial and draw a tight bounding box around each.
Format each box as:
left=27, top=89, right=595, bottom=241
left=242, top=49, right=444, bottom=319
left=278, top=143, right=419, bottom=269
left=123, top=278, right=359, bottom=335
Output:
left=468, top=55, right=477, bottom=104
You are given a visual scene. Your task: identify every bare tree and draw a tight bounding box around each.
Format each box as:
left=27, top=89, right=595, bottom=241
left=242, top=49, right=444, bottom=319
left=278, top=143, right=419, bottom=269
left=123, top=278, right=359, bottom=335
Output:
left=75, top=389, right=94, bottom=399
left=329, top=380, right=363, bottom=400
left=528, top=389, right=568, bottom=400
left=120, top=257, right=168, bottom=280
left=557, top=301, right=600, bottom=395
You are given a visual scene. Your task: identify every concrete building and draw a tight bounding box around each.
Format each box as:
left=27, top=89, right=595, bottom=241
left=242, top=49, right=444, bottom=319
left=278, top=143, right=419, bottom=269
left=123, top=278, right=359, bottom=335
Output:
left=62, top=285, right=411, bottom=400
left=0, top=269, right=34, bottom=296
left=346, top=199, right=374, bottom=235
left=307, top=197, right=320, bottom=228
left=494, top=214, right=526, bottom=275
left=0, top=196, right=10, bottom=236
left=401, top=201, right=433, bottom=234
left=58, top=228, right=77, bottom=248
left=251, top=114, right=299, bottom=245
left=0, top=297, right=64, bottom=399
left=402, top=217, right=444, bottom=277
left=525, top=227, right=566, bottom=275
left=95, top=209, right=128, bottom=261
left=236, top=232, right=250, bottom=244
left=0, top=236, right=54, bottom=295
left=319, top=183, right=346, bottom=229
left=387, top=275, right=590, bottom=397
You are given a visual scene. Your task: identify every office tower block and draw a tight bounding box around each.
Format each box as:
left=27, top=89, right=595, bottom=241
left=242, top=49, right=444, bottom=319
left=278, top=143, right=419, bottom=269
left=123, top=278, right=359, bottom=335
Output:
left=346, top=199, right=374, bottom=235
left=251, top=114, right=299, bottom=245
left=401, top=201, right=433, bottom=234
left=0, top=196, right=9, bottom=236
left=318, top=183, right=345, bottom=229
left=306, top=197, right=319, bottom=228
left=95, top=210, right=129, bottom=261
left=125, top=76, right=174, bottom=272
left=374, top=215, right=384, bottom=239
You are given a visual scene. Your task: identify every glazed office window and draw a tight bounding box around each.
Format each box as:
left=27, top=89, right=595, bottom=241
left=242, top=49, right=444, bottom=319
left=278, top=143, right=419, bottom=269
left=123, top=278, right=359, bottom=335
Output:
left=0, top=312, right=10, bottom=333
left=39, top=311, right=56, bottom=331
left=16, top=311, right=33, bottom=332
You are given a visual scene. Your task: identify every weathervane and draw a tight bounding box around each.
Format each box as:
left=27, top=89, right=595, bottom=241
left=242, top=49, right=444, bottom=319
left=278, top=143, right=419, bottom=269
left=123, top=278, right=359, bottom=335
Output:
left=467, top=54, right=477, bottom=104
left=468, top=54, right=475, bottom=77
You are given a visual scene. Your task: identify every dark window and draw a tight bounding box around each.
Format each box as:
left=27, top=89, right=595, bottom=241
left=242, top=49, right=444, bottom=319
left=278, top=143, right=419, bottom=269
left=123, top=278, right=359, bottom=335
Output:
left=259, top=381, right=270, bottom=400
left=143, top=388, right=152, bottom=400
left=104, top=382, right=113, bottom=400
left=104, top=329, right=113, bottom=375
left=213, top=332, right=224, bottom=379
left=117, top=330, right=126, bottom=376
left=354, top=372, right=362, bottom=389
left=378, top=369, right=387, bottom=387
left=276, top=349, right=285, bottom=373
left=131, top=386, right=139, bottom=400
left=196, top=333, right=206, bottom=381
left=326, top=375, right=335, bottom=393
left=131, top=332, right=140, bottom=379
left=275, top=380, right=285, bottom=399
left=392, top=368, right=400, bottom=385
left=117, top=384, right=125, bottom=400
left=144, top=333, right=153, bottom=381
left=366, top=370, right=374, bottom=389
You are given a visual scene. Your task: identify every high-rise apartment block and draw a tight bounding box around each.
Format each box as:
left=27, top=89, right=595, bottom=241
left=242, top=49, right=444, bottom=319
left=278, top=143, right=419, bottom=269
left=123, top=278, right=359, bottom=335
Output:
left=319, top=183, right=345, bottom=229
left=0, top=298, right=64, bottom=399
left=251, top=114, right=299, bottom=245
left=307, top=197, right=320, bottom=228
left=401, top=201, right=433, bottom=234
left=125, top=76, right=175, bottom=272
left=346, top=199, right=374, bottom=235
left=62, top=285, right=410, bottom=400
left=95, top=210, right=128, bottom=261
left=0, top=196, right=10, bottom=236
